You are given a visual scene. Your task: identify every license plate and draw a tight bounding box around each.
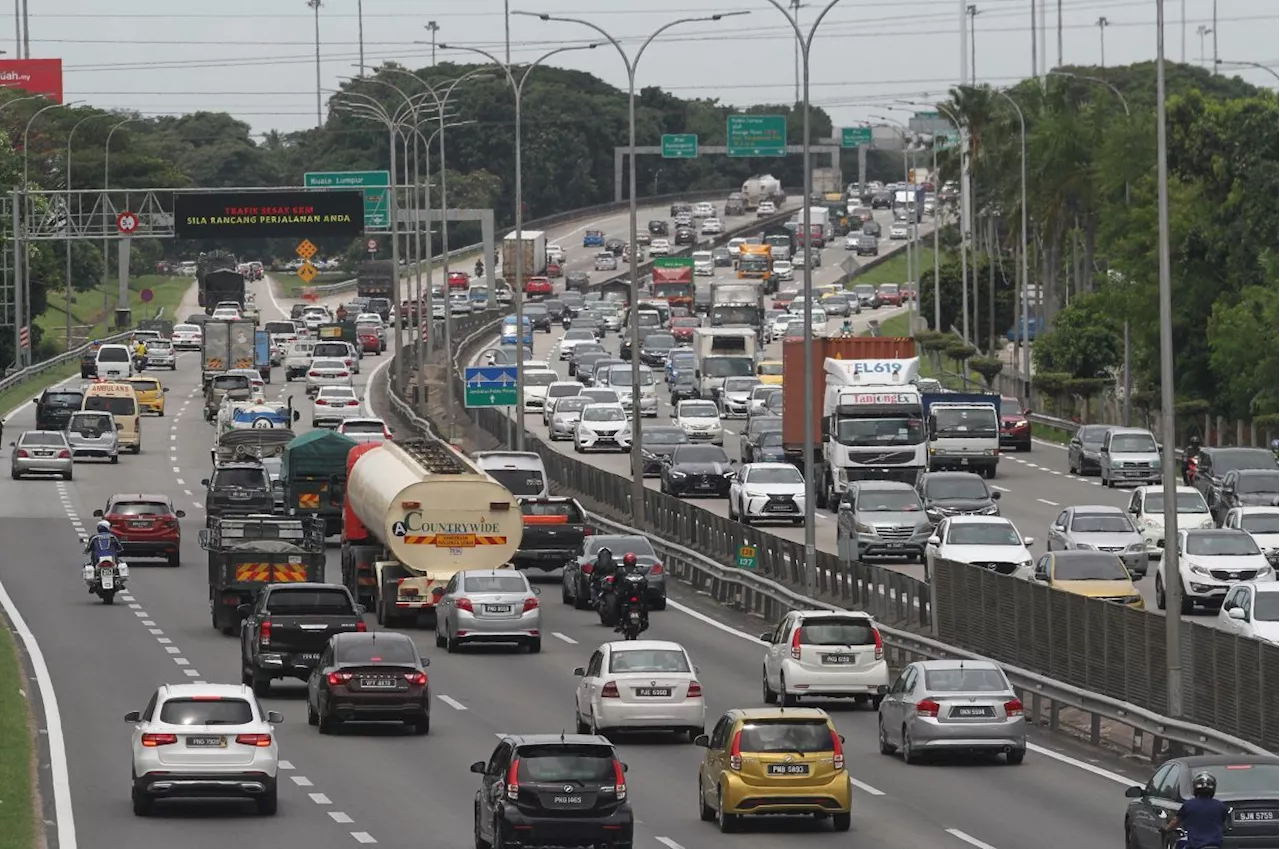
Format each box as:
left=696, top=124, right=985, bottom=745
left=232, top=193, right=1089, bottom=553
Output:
left=697, top=483, right=715, bottom=490
left=884, top=542, right=905, bottom=548
left=100, top=573, right=114, bottom=590
left=1236, top=811, right=1277, bottom=822
left=767, top=763, right=809, bottom=776
left=229, top=492, right=251, bottom=500
left=130, top=520, right=151, bottom=528
left=36, top=451, right=53, bottom=457
left=484, top=604, right=512, bottom=614
left=186, top=736, right=226, bottom=748
left=822, top=654, right=854, bottom=664
left=360, top=678, right=398, bottom=689
left=951, top=706, right=994, bottom=718
left=295, top=653, right=320, bottom=663
left=960, top=458, right=970, bottom=465
left=635, top=687, right=671, bottom=698
left=766, top=504, right=795, bottom=512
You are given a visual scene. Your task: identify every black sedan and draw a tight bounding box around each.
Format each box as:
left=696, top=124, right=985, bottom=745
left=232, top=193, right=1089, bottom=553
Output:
left=573, top=352, right=610, bottom=384
left=659, top=444, right=736, bottom=497
left=565, top=270, right=591, bottom=293
left=712, top=246, right=733, bottom=267
left=648, top=219, right=669, bottom=236
left=640, top=426, right=690, bottom=476
left=305, top=631, right=431, bottom=735
left=673, top=227, right=697, bottom=246
left=567, top=343, right=606, bottom=376
left=541, top=299, right=567, bottom=322
left=639, top=332, right=677, bottom=367
left=523, top=305, right=552, bottom=332
left=1124, top=755, right=1278, bottom=848
left=916, top=471, right=1002, bottom=521
left=605, top=238, right=625, bottom=256
left=740, top=415, right=783, bottom=464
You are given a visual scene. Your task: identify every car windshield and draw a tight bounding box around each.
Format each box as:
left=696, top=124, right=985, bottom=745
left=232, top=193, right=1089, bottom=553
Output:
left=110, top=501, right=171, bottom=516
left=22, top=432, right=67, bottom=446
left=837, top=417, right=923, bottom=447
left=759, top=432, right=784, bottom=447
left=681, top=403, right=718, bottom=419
left=725, top=377, right=759, bottom=392
left=880, top=285, right=899, bottom=294
left=263, top=588, right=353, bottom=613
left=608, top=648, right=689, bottom=673
left=43, top=391, right=84, bottom=408
left=564, top=330, right=595, bottom=341
left=703, top=357, right=753, bottom=377
left=746, top=466, right=803, bottom=484
left=98, top=347, right=128, bottom=362
left=608, top=368, right=654, bottom=387
left=1211, top=449, right=1277, bottom=474
left=587, top=536, right=655, bottom=558
left=643, top=429, right=688, bottom=445
left=130, top=380, right=160, bottom=392
left=463, top=574, right=528, bottom=594
left=312, top=359, right=347, bottom=371
left=675, top=446, right=729, bottom=463
left=1070, top=513, right=1135, bottom=533
left=856, top=491, right=922, bottom=512
left=174, top=324, right=199, bottom=334
left=548, top=385, right=581, bottom=399
left=524, top=372, right=556, bottom=387
left=516, top=744, right=616, bottom=782
left=159, top=697, right=253, bottom=726
left=318, top=388, right=356, bottom=400
left=999, top=399, right=1023, bottom=416
left=554, top=398, right=591, bottom=415
left=1110, top=434, right=1158, bottom=453
left=484, top=469, right=544, bottom=497
left=738, top=720, right=835, bottom=753
left=583, top=406, right=624, bottom=422
left=1241, top=513, right=1280, bottom=534
left=926, top=476, right=990, bottom=500
left=643, top=334, right=676, bottom=350
left=1190, top=763, right=1279, bottom=794
left=797, top=617, right=877, bottom=645
left=342, top=421, right=385, bottom=434
left=1185, top=533, right=1261, bottom=556
left=923, top=667, right=1009, bottom=692
left=84, top=395, right=136, bottom=416
left=335, top=637, right=418, bottom=665
left=934, top=408, right=997, bottom=435
left=1144, top=492, right=1209, bottom=513
left=947, top=523, right=1021, bottom=546
left=1238, top=472, right=1279, bottom=494
left=1054, top=553, right=1130, bottom=580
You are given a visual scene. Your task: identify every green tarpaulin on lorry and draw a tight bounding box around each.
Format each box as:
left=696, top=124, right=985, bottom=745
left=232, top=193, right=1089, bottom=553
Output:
left=281, top=429, right=358, bottom=479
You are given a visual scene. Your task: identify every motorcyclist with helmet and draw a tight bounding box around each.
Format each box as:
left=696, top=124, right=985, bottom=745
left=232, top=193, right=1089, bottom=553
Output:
left=1183, top=435, right=1203, bottom=485
left=132, top=338, right=148, bottom=371
left=84, top=519, right=124, bottom=587
left=1163, top=771, right=1230, bottom=849
left=613, top=552, right=650, bottom=633
left=475, top=258, right=484, bottom=278
left=589, top=546, right=615, bottom=606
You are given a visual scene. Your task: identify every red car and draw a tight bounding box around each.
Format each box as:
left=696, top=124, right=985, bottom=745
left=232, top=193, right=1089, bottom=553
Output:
left=447, top=271, right=470, bottom=289
left=998, top=396, right=1032, bottom=452
left=357, top=328, right=381, bottom=354
left=876, top=285, right=903, bottom=307
left=669, top=316, right=700, bottom=343
left=94, top=493, right=186, bottom=567
left=546, top=261, right=563, bottom=278
left=524, top=276, right=553, bottom=296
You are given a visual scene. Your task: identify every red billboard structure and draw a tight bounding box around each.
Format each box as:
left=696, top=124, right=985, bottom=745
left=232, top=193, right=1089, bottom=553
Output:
left=0, top=59, right=63, bottom=102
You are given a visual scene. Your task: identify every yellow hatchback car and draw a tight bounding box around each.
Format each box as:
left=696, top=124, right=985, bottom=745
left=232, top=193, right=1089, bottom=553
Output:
left=755, top=360, right=784, bottom=386
left=125, top=376, right=168, bottom=417
left=696, top=707, right=851, bottom=833
left=1034, top=550, right=1145, bottom=608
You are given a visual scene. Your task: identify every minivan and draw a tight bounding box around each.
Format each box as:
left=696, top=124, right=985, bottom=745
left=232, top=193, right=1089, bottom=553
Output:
left=95, top=344, right=133, bottom=380
left=1099, top=427, right=1162, bottom=488
left=82, top=382, right=141, bottom=454
left=34, top=387, right=85, bottom=431
left=65, top=410, right=119, bottom=463
left=471, top=451, right=549, bottom=498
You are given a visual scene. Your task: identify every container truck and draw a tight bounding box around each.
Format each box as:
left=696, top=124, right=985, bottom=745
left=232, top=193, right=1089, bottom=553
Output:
left=709, top=281, right=765, bottom=336
left=742, top=174, right=784, bottom=210
left=200, top=318, right=256, bottom=385
left=781, top=337, right=927, bottom=506
left=895, top=186, right=926, bottom=222
left=651, top=257, right=695, bottom=310
left=341, top=438, right=523, bottom=628
left=736, top=243, right=773, bottom=281
left=922, top=392, right=1001, bottom=478
left=356, top=259, right=395, bottom=300
left=197, top=250, right=245, bottom=311
left=692, top=327, right=757, bottom=401
left=254, top=329, right=272, bottom=382
left=501, top=230, right=548, bottom=280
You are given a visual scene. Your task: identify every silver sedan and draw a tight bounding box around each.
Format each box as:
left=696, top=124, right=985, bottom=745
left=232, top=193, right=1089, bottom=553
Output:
left=547, top=396, right=591, bottom=441
left=11, top=430, right=74, bottom=480
left=1045, top=504, right=1148, bottom=578
left=434, top=569, right=542, bottom=653
left=876, top=659, right=1026, bottom=765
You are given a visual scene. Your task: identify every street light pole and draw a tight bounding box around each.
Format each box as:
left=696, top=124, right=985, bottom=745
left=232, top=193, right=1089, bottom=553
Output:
left=308, top=0, right=323, bottom=127
left=1155, top=0, right=1184, bottom=720
left=65, top=113, right=109, bottom=349
left=1214, top=58, right=1280, bottom=79
left=438, top=43, right=601, bottom=452
left=18, top=100, right=74, bottom=365
left=102, top=118, right=137, bottom=320
left=993, top=89, right=1029, bottom=402
left=518, top=8, right=748, bottom=526
left=904, top=99, right=965, bottom=334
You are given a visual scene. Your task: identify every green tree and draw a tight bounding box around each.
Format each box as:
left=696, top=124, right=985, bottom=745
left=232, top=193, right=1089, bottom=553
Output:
left=1032, top=293, right=1121, bottom=379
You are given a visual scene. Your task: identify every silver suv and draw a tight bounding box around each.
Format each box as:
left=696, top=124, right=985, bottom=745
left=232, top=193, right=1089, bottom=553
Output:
left=1100, top=426, right=1162, bottom=488
left=836, top=480, right=932, bottom=563
left=65, top=411, right=119, bottom=463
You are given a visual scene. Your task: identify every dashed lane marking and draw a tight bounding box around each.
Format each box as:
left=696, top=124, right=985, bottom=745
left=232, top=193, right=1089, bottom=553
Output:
left=437, top=694, right=468, bottom=711
left=309, top=793, right=332, bottom=805
left=946, top=828, right=1000, bottom=849
left=1036, top=498, right=1059, bottom=506
left=291, top=776, right=314, bottom=787
left=850, top=778, right=886, bottom=795
left=552, top=632, right=578, bottom=644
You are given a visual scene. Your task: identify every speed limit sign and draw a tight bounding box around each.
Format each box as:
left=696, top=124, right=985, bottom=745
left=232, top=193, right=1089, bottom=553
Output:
left=116, top=211, right=139, bottom=235
left=366, top=239, right=378, bottom=252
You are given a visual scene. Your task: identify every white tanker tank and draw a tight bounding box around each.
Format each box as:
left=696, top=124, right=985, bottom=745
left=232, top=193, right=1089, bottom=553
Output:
left=344, top=438, right=522, bottom=627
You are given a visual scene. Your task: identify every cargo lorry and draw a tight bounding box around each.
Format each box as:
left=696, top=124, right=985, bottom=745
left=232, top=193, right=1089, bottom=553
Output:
left=254, top=329, right=272, bottom=382
left=781, top=337, right=927, bottom=507
left=922, top=392, right=1001, bottom=478
left=197, top=251, right=245, bottom=311
left=200, top=318, right=256, bottom=385
left=651, top=258, right=695, bottom=310
left=356, top=259, right=395, bottom=300
left=501, top=229, right=548, bottom=281
left=342, top=439, right=523, bottom=629
left=282, top=429, right=358, bottom=536
left=762, top=227, right=795, bottom=264
left=709, top=281, right=765, bottom=336
left=692, top=326, right=757, bottom=401
left=736, top=243, right=773, bottom=282
left=742, top=174, right=784, bottom=210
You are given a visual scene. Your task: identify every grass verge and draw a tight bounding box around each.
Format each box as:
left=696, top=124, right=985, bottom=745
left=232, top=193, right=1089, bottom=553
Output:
left=852, top=245, right=937, bottom=286
left=0, top=623, right=37, bottom=849
left=0, top=361, right=79, bottom=424
left=36, top=274, right=192, bottom=353
left=1032, top=421, right=1074, bottom=444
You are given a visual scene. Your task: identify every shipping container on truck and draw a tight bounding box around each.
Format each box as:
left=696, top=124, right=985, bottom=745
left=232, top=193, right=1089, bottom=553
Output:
left=781, top=337, right=924, bottom=503
left=201, top=318, right=257, bottom=384
left=254, top=329, right=272, bottom=382
left=501, top=230, right=547, bottom=280
left=343, top=438, right=523, bottom=628
left=651, top=257, right=695, bottom=310
left=356, top=259, right=395, bottom=300
left=894, top=187, right=926, bottom=222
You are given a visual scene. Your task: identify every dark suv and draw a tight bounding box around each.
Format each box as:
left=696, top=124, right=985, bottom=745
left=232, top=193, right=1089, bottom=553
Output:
left=34, top=387, right=86, bottom=431
left=915, top=471, right=1001, bottom=524
left=1194, top=447, right=1278, bottom=522
left=471, top=734, right=633, bottom=849
left=202, top=462, right=274, bottom=524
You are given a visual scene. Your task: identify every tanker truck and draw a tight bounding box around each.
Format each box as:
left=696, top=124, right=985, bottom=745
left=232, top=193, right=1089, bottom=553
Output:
left=342, top=438, right=523, bottom=629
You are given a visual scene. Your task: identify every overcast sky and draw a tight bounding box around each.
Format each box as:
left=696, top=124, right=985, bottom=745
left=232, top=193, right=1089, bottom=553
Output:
left=24, top=0, right=1279, bottom=137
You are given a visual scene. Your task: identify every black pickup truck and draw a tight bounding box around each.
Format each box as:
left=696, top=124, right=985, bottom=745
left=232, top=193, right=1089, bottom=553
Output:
left=513, top=496, right=590, bottom=572
left=239, top=582, right=366, bottom=696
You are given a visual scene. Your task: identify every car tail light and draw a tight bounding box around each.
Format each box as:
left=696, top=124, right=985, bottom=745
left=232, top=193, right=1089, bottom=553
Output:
left=327, top=671, right=353, bottom=686
left=346, top=401, right=359, bottom=407
left=600, top=681, right=619, bottom=698
left=522, top=597, right=539, bottom=613
left=611, top=759, right=627, bottom=800
left=581, top=563, right=594, bottom=574
left=582, top=527, right=593, bottom=536
left=1004, top=698, right=1024, bottom=718
left=916, top=698, right=940, bottom=717
left=729, top=730, right=743, bottom=770
left=687, top=682, right=703, bottom=698
left=355, top=620, right=367, bottom=632
left=456, top=598, right=474, bottom=613
left=141, top=733, right=177, bottom=747
left=315, top=399, right=329, bottom=405
left=259, top=619, right=272, bottom=646
left=832, top=728, right=845, bottom=771
left=404, top=671, right=428, bottom=686
left=308, top=371, right=319, bottom=377
left=872, top=627, right=884, bottom=661
left=506, top=758, right=520, bottom=800
left=650, top=562, right=663, bottom=575
left=57, top=449, right=70, bottom=459
left=790, top=627, right=802, bottom=660
left=15, top=449, right=29, bottom=458
left=235, top=733, right=272, bottom=747
left=338, top=371, right=350, bottom=378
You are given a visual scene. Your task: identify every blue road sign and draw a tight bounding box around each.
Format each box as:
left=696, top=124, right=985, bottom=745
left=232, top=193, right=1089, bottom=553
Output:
left=464, top=365, right=519, bottom=408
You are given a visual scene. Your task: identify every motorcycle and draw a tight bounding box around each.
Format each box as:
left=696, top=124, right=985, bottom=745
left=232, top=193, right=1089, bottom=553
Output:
left=82, top=549, right=129, bottom=604
left=131, top=353, right=147, bottom=373
left=614, top=569, right=649, bottom=640
left=594, top=574, right=619, bottom=628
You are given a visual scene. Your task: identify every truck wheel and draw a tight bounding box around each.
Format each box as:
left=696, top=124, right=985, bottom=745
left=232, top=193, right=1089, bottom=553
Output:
left=252, top=675, right=271, bottom=698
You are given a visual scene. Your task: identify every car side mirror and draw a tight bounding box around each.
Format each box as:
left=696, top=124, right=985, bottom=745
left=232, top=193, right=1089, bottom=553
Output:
left=1052, top=524, right=1064, bottom=531
left=759, top=631, right=773, bottom=642
left=201, top=479, right=210, bottom=487
left=469, top=761, right=486, bottom=774
left=876, top=684, right=890, bottom=695
left=693, top=734, right=710, bottom=748
left=237, top=603, right=253, bottom=616
left=927, top=536, right=941, bottom=546
left=293, top=411, right=301, bottom=422
left=573, top=666, right=586, bottom=676
left=163, top=387, right=170, bottom=392
left=175, top=510, right=186, bottom=519
left=124, top=710, right=141, bottom=723
left=1128, top=507, right=1139, bottom=515
left=93, top=509, right=104, bottom=517
left=266, top=710, right=284, bottom=724
left=1228, top=607, right=1247, bottom=620
left=1124, top=785, right=1145, bottom=799
left=1023, top=537, right=1035, bottom=546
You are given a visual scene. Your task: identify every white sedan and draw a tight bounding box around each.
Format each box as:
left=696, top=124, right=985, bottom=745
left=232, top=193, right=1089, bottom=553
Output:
left=311, top=385, right=363, bottom=427
left=304, top=357, right=354, bottom=395
left=889, top=223, right=909, bottom=240
left=843, top=233, right=861, bottom=250
left=756, top=201, right=777, bottom=216
left=649, top=239, right=671, bottom=257
left=210, top=307, right=240, bottom=321
left=674, top=400, right=724, bottom=445
left=573, top=640, right=705, bottom=740
left=729, top=462, right=805, bottom=524
left=521, top=370, right=559, bottom=412
left=699, top=218, right=723, bottom=235
left=573, top=403, right=631, bottom=453
left=772, top=260, right=794, bottom=282
left=337, top=417, right=394, bottom=444
left=559, top=329, right=599, bottom=359
left=925, top=516, right=1035, bottom=578
left=170, top=323, right=203, bottom=350
left=126, top=683, right=282, bottom=816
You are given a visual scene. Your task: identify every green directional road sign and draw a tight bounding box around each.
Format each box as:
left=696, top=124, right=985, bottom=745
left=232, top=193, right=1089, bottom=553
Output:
left=936, top=130, right=961, bottom=148
left=661, top=133, right=698, bottom=159
left=464, top=365, right=519, bottom=408
left=727, top=114, right=787, bottom=157
left=736, top=544, right=759, bottom=571
left=304, top=170, right=390, bottom=229
left=915, top=111, right=940, bottom=119
left=653, top=256, right=695, bottom=270
left=841, top=126, right=873, bottom=147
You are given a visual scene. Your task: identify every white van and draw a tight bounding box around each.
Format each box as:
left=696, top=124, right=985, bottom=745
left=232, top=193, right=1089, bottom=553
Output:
left=471, top=451, right=549, bottom=498
left=95, top=344, right=133, bottom=380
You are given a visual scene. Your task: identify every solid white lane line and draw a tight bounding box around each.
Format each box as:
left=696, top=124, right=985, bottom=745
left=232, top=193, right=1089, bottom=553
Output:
left=552, top=632, right=578, bottom=644
left=946, top=828, right=1000, bottom=849
left=329, top=811, right=353, bottom=823
left=850, top=778, right=886, bottom=796
left=437, top=694, right=468, bottom=711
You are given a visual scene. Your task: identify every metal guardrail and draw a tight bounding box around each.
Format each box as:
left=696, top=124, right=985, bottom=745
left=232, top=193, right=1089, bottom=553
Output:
left=0, top=306, right=170, bottom=394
